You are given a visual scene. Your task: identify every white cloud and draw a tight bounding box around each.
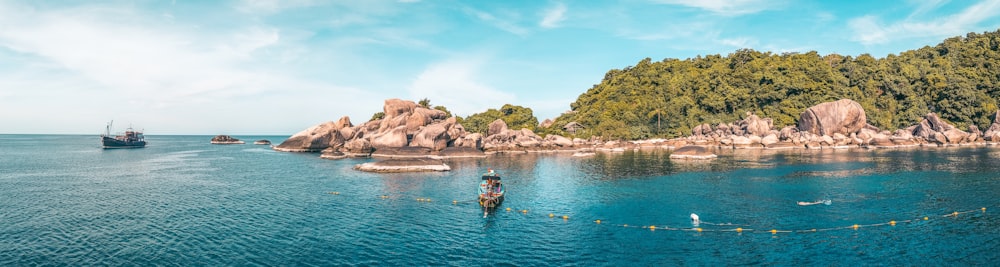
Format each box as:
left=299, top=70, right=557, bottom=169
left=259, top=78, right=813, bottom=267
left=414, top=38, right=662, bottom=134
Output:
left=719, top=37, right=757, bottom=48
left=407, top=58, right=515, bottom=117
left=236, top=0, right=322, bottom=14
left=540, top=3, right=567, bottom=28
left=652, top=0, right=783, bottom=16
left=850, top=0, right=1000, bottom=45
left=462, top=6, right=529, bottom=36
left=0, top=2, right=372, bottom=134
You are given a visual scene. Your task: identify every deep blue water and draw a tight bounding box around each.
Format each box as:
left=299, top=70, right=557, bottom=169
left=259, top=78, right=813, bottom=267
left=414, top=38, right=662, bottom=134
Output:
left=1, top=134, right=998, bottom=266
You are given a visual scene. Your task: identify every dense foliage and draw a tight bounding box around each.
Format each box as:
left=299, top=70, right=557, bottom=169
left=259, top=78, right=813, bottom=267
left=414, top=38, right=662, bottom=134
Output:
left=545, top=30, right=1000, bottom=140
left=463, top=104, right=539, bottom=135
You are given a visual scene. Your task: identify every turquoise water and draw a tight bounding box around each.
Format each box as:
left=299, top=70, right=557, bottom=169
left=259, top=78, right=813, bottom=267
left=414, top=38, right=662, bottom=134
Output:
left=1, top=134, right=998, bottom=265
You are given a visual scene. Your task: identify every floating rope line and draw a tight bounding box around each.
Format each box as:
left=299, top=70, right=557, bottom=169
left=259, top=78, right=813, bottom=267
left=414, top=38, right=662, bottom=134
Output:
left=325, top=193, right=993, bottom=235
left=589, top=207, right=991, bottom=234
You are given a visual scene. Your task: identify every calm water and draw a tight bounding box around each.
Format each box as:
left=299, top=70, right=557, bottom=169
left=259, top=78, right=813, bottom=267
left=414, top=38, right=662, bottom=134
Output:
left=1, top=134, right=998, bottom=265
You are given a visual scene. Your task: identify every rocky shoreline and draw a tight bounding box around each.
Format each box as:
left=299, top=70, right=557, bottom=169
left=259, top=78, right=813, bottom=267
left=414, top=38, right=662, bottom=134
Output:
left=273, top=98, right=1000, bottom=172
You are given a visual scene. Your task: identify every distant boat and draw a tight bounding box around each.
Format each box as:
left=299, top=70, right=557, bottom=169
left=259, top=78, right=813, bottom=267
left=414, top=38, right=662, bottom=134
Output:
left=101, top=121, right=146, bottom=149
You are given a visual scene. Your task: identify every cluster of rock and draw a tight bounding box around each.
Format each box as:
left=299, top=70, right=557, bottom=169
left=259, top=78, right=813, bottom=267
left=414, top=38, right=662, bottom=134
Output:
left=210, top=135, right=244, bottom=144
left=272, top=99, right=583, bottom=171
left=273, top=98, right=1000, bottom=171
left=675, top=99, right=995, bottom=149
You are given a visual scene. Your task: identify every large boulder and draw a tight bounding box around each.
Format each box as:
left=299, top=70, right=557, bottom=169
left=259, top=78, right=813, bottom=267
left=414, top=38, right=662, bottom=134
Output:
left=274, top=120, right=347, bottom=152
left=692, top=123, right=712, bottom=136
left=370, top=126, right=409, bottom=148
left=911, top=113, right=967, bottom=144
left=383, top=98, right=417, bottom=119
left=797, top=99, right=868, bottom=136
left=410, top=121, right=453, bottom=151
left=487, top=119, right=508, bottom=137
left=544, top=134, right=574, bottom=147
left=739, top=112, right=772, bottom=137
left=454, top=133, right=484, bottom=149
left=342, top=138, right=374, bottom=156
left=405, top=107, right=447, bottom=134
left=983, top=111, right=1000, bottom=141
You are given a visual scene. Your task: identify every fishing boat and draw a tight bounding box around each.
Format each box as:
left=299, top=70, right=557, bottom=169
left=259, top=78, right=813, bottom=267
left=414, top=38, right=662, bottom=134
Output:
left=101, top=121, right=146, bottom=149
left=478, top=169, right=505, bottom=215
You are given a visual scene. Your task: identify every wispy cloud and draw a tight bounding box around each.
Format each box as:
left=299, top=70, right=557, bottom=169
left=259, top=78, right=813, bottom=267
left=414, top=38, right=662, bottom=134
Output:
left=236, top=0, right=322, bottom=14
left=0, top=2, right=374, bottom=133
left=652, top=0, right=783, bottom=16
left=850, top=0, right=1000, bottom=45
left=407, top=57, right=515, bottom=117
left=462, top=6, right=529, bottom=36
left=540, top=3, right=567, bottom=29
left=719, top=37, right=758, bottom=48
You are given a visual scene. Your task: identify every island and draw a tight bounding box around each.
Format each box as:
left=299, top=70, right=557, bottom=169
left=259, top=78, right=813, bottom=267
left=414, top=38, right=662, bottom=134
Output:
left=210, top=135, right=245, bottom=144
left=268, top=30, right=1000, bottom=172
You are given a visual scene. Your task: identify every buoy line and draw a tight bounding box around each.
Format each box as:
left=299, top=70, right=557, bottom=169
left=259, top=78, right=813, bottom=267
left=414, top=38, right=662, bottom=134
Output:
left=326, top=192, right=994, bottom=235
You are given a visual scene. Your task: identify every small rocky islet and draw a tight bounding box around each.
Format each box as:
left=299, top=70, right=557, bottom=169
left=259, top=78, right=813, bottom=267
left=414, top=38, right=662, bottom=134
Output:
left=272, top=98, right=1000, bottom=172
left=210, top=135, right=245, bottom=144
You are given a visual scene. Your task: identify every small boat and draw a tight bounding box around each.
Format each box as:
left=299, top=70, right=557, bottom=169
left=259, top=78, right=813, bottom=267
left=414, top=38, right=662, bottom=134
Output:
left=101, top=121, right=146, bottom=149
left=479, top=169, right=505, bottom=216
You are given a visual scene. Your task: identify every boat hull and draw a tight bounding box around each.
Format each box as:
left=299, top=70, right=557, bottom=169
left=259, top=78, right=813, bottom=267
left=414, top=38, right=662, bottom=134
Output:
left=102, top=136, right=146, bottom=148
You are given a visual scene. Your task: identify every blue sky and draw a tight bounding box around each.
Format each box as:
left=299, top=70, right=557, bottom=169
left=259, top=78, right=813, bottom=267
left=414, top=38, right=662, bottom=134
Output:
left=2, top=0, right=1000, bottom=135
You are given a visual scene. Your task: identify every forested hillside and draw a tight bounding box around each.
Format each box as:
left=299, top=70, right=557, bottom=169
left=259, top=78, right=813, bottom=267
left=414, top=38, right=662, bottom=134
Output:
left=544, top=30, right=1000, bottom=140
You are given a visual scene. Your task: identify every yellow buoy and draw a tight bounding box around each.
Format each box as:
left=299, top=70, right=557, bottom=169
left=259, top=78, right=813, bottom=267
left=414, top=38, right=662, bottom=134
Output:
left=696, top=228, right=702, bottom=232
left=595, top=220, right=601, bottom=224
left=334, top=192, right=339, bottom=195
left=548, top=213, right=554, bottom=218
left=649, top=225, right=656, bottom=231
left=452, top=200, right=457, bottom=205
left=853, top=224, right=859, bottom=230
left=505, top=207, right=511, bottom=212
left=953, top=211, right=959, bottom=217
left=924, top=216, right=929, bottom=220
left=521, top=209, right=528, bottom=213
left=623, top=224, right=628, bottom=227
left=736, top=228, right=742, bottom=233
left=890, top=220, right=896, bottom=226
left=562, top=215, right=569, bottom=220
left=811, top=229, right=816, bottom=232
left=983, top=207, right=987, bottom=212
left=770, top=229, right=777, bottom=234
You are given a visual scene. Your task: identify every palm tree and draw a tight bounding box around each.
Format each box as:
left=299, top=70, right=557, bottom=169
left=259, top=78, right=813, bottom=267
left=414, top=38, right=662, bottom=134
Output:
left=647, top=107, right=666, bottom=134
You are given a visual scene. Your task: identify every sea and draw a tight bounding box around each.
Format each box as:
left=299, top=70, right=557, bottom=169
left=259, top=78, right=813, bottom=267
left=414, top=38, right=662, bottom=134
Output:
left=1, top=134, right=998, bottom=266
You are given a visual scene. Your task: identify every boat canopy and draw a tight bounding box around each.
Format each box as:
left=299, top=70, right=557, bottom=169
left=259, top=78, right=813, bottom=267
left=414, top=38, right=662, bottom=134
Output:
left=482, top=175, right=501, bottom=180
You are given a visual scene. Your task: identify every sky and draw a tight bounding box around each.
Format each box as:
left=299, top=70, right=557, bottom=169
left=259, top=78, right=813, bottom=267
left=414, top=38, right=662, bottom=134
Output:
left=2, top=0, right=1000, bottom=135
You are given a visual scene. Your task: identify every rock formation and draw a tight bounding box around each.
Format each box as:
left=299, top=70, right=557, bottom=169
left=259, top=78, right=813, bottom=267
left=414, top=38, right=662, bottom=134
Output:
left=276, top=98, right=577, bottom=167
left=797, top=99, right=868, bottom=136
left=273, top=116, right=352, bottom=152
left=210, top=135, right=244, bottom=144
